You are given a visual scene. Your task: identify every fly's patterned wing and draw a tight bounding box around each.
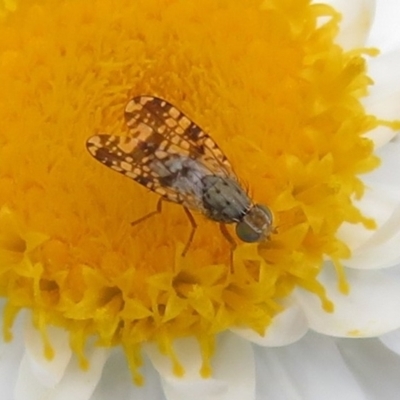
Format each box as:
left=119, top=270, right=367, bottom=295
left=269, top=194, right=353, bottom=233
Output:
left=86, top=96, right=237, bottom=211
left=124, top=96, right=234, bottom=176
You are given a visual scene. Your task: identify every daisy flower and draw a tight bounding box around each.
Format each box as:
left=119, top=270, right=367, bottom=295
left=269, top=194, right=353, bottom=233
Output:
left=0, top=0, right=400, bottom=399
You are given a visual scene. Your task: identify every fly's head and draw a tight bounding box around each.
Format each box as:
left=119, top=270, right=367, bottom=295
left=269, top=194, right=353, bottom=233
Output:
left=235, top=204, right=274, bottom=243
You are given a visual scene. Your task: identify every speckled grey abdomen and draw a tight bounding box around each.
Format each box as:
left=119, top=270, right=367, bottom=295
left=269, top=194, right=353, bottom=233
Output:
left=201, top=175, right=251, bottom=223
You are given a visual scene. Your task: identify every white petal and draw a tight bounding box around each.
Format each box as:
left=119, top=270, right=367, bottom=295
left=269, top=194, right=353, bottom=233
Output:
left=0, top=305, right=25, bottom=400
left=337, top=337, right=400, bottom=398
left=145, top=334, right=255, bottom=400
left=344, top=203, right=400, bottom=269
left=15, top=354, right=50, bottom=400
left=15, top=347, right=109, bottom=400
left=379, top=328, right=400, bottom=356
left=24, top=319, right=71, bottom=387
left=50, top=347, right=108, bottom=400
left=16, top=347, right=109, bottom=400
left=255, top=331, right=366, bottom=400
left=338, top=142, right=400, bottom=268
left=321, top=0, right=375, bottom=50
left=231, top=301, right=308, bottom=347
left=91, top=348, right=165, bottom=400
left=366, top=0, right=400, bottom=53
left=338, top=185, right=400, bottom=253
left=363, top=141, right=400, bottom=188
left=363, top=51, right=400, bottom=147
left=294, top=266, right=400, bottom=336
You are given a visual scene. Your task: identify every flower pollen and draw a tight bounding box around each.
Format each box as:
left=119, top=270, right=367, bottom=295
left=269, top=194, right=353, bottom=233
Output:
left=0, top=0, right=397, bottom=382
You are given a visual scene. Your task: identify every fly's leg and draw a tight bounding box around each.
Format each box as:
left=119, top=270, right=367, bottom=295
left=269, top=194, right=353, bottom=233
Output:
left=131, top=197, right=164, bottom=227
left=182, top=207, right=197, bottom=257
left=219, top=223, right=236, bottom=271
left=131, top=201, right=196, bottom=257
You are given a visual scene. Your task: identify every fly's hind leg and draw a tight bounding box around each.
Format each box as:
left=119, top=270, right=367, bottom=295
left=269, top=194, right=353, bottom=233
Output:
left=219, top=223, right=237, bottom=271
left=131, top=197, right=164, bottom=227
left=182, top=207, right=197, bottom=257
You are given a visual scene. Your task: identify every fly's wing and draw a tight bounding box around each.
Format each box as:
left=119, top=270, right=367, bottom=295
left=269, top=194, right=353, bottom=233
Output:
left=86, top=96, right=237, bottom=210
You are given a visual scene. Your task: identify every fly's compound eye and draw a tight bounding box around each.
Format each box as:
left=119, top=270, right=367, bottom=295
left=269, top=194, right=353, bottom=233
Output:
left=235, top=204, right=274, bottom=243
left=257, top=204, right=273, bottom=224
left=236, top=220, right=262, bottom=242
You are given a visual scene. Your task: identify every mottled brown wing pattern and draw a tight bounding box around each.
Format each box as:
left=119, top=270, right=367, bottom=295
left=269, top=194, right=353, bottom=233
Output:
left=86, top=96, right=236, bottom=210
left=124, top=96, right=235, bottom=177
left=86, top=133, right=185, bottom=203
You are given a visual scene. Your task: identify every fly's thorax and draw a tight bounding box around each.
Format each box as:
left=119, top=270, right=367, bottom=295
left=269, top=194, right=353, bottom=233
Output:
left=201, top=175, right=251, bottom=223
left=235, top=204, right=273, bottom=243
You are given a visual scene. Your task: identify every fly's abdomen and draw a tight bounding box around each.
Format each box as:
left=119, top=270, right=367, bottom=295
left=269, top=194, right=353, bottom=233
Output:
left=201, top=175, right=251, bottom=223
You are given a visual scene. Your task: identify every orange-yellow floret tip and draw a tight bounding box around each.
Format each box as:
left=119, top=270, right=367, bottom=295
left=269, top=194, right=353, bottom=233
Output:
left=0, top=0, right=396, bottom=380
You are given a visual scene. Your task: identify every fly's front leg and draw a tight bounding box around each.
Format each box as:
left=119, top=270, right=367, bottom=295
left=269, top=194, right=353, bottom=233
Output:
left=219, top=223, right=237, bottom=271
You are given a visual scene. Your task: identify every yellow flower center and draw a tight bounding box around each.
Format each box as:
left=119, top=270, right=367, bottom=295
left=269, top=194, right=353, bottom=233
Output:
left=0, top=0, right=396, bottom=383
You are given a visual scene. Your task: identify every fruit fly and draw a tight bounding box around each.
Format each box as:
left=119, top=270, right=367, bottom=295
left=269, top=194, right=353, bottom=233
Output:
left=86, top=96, right=273, bottom=256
